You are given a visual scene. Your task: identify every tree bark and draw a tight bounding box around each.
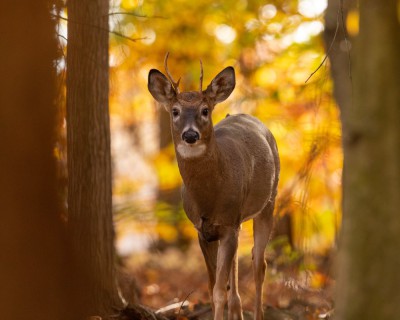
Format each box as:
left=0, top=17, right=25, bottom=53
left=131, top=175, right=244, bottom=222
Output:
left=323, top=0, right=355, bottom=124
left=0, top=1, right=78, bottom=319
left=66, top=0, right=125, bottom=317
left=334, top=0, right=400, bottom=319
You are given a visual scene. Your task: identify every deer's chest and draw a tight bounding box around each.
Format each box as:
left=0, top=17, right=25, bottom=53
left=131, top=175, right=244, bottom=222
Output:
left=182, top=187, right=242, bottom=237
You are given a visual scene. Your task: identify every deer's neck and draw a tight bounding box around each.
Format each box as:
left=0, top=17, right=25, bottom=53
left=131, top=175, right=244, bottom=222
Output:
left=176, top=136, right=223, bottom=196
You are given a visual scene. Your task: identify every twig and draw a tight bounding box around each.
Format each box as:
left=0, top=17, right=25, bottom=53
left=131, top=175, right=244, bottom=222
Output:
left=178, top=290, right=195, bottom=316
left=305, top=9, right=340, bottom=83
left=110, top=31, right=147, bottom=43
left=106, top=11, right=168, bottom=19
left=55, top=14, right=67, bottom=22
left=56, top=32, right=68, bottom=43
left=339, top=0, right=352, bottom=80
left=51, top=13, right=145, bottom=43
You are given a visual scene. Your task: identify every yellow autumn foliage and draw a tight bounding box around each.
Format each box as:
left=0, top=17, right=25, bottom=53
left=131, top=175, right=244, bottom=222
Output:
left=105, top=0, right=342, bottom=254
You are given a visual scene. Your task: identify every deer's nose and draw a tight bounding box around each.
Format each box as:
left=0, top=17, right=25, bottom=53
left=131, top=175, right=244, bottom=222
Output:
left=182, top=130, right=199, bottom=144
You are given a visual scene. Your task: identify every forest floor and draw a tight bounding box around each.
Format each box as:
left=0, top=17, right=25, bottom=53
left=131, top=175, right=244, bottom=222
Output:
left=121, top=243, right=334, bottom=320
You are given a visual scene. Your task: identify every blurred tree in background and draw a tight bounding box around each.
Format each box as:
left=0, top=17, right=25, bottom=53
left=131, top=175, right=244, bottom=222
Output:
left=333, top=0, right=400, bottom=319
left=66, top=0, right=126, bottom=317
left=0, top=1, right=79, bottom=319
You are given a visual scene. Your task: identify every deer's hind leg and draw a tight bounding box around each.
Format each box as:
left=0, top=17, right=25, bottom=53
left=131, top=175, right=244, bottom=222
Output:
left=252, top=203, right=274, bottom=320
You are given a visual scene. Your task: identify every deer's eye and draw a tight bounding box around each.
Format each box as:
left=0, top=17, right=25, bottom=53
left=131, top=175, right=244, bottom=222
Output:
left=201, top=108, right=209, bottom=117
left=172, top=108, right=180, bottom=117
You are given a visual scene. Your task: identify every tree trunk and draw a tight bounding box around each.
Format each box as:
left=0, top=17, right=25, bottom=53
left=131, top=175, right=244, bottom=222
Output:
left=335, top=1, right=400, bottom=319
left=0, top=1, right=79, bottom=319
left=66, top=0, right=125, bottom=317
left=323, top=0, right=356, bottom=123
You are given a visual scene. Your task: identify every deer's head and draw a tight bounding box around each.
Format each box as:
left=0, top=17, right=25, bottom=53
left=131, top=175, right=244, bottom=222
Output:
left=148, top=53, right=235, bottom=158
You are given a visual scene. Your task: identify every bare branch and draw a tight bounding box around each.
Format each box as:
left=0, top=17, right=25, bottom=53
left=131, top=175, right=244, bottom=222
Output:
left=51, top=14, right=145, bottom=43
left=339, top=0, right=352, bottom=80
left=106, top=11, right=168, bottom=19
left=109, top=31, right=147, bottom=43
left=178, top=290, right=195, bottom=316
left=56, top=32, right=68, bottom=43
left=305, top=9, right=340, bottom=83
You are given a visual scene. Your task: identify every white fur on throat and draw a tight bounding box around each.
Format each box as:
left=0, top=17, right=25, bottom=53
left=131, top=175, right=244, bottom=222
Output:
left=176, top=142, right=206, bottom=159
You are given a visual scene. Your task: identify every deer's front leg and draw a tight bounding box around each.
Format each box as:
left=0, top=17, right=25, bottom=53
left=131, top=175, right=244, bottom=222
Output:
left=213, top=228, right=239, bottom=320
left=198, top=234, right=218, bottom=312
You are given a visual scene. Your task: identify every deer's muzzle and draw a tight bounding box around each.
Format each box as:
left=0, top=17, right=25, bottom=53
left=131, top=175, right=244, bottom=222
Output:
left=182, top=129, right=199, bottom=144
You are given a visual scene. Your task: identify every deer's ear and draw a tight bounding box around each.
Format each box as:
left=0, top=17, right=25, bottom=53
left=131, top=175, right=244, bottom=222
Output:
left=148, top=69, right=176, bottom=105
left=205, top=66, right=235, bottom=104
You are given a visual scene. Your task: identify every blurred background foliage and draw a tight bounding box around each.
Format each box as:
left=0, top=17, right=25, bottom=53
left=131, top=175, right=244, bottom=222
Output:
left=57, top=0, right=346, bottom=301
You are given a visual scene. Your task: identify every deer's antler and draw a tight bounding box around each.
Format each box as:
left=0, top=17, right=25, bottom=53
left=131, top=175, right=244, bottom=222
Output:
left=199, top=59, right=203, bottom=93
left=164, top=52, right=181, bottom=93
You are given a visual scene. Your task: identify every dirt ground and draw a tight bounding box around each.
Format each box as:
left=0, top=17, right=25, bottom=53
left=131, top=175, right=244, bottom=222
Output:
left=121, top=243, right=334, bottom=320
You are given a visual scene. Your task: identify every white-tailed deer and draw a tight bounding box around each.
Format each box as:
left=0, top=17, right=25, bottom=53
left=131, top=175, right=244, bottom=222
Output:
left=148, top=53, right=280, bottom=320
